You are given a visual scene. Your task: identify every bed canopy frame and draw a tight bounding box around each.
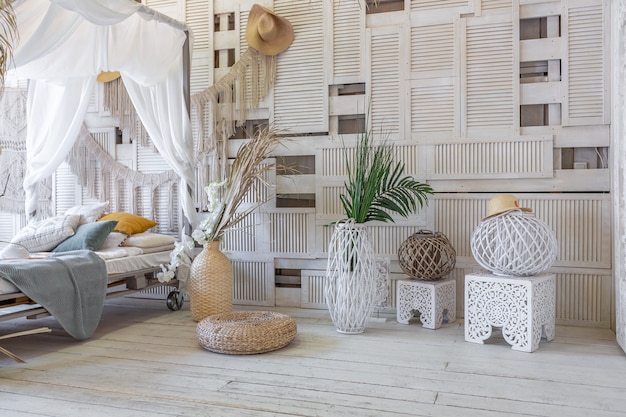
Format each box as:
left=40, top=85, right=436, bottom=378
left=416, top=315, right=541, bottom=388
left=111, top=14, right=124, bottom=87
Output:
left=9, top=0, right=198, bottom=228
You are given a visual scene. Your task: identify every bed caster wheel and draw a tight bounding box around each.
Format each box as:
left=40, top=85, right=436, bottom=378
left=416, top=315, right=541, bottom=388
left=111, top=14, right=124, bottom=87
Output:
left=167, top=291, right=184, bottom=311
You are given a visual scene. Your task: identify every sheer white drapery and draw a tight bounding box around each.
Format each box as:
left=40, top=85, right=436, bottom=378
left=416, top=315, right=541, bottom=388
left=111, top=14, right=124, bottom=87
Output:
left=10, top=0, right=197, bottom=227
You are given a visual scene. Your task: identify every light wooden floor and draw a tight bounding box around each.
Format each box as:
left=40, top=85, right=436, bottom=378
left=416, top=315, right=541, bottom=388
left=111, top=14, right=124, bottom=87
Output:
left=0, top=296, right=625, bottom=417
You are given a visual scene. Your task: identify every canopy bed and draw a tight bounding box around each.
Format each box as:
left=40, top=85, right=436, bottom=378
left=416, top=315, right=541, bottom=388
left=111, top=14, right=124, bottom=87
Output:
left=0, top=0, right=196, bottom=340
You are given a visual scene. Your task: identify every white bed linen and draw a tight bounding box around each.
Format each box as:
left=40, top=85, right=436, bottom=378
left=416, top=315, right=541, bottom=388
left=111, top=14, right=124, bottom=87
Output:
left=0, top=249, right=172, bottom=295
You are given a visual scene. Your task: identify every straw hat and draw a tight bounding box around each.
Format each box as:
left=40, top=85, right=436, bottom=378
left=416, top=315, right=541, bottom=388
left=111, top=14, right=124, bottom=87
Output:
left=246, top=4, right=294, bottom=56
left=96, top=71, right=121, bottom=83
left=483, top=194, right=532, bottom=220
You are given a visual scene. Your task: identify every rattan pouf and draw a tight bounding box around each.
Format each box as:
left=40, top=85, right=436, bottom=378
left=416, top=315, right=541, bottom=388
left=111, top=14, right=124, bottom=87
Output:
left=196, top=311, right=297, bottom=355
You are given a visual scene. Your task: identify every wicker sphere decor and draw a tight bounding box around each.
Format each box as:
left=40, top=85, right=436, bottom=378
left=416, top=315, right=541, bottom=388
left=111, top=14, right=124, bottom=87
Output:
left=471, top=211, right=558, bottom=277
left=397, top=230, right=456, bottom=281
left=196, top=311, right=297, bottom=355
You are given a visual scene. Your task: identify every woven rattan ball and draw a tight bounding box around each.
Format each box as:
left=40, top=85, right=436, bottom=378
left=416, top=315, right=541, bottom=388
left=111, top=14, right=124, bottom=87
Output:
left=397, top=230, right=456, bottom=281
left=196, top=311, right=297, bottom=355
left=471, top=211, right=558, bottom=276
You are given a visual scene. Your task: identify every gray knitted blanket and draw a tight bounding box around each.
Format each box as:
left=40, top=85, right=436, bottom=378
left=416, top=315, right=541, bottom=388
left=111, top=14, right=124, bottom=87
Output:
left=0, top=250, right=107, bottom=339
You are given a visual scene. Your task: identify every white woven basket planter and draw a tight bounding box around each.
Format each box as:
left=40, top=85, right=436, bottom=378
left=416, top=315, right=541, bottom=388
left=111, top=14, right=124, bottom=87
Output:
left=325, top=219, right=377, bottom=334
left=470, top=211, right=558, bottom=277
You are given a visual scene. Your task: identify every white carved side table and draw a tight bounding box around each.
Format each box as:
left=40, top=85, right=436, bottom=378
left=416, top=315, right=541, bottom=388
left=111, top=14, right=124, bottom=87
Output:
left=464, top=272, right=556, bottom=353
left=396, top=278, right=456, bottom=329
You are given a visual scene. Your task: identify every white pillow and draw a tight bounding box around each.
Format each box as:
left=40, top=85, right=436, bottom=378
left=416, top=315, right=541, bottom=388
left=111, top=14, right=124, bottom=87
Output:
left=99, top=232, right=128, bottom=249
left=139, top=243, right=176, bottom=254
left=121, top=232, right=177, bottom=249
left=11, top=214, right=81, bottom=252
left=0, top=243, right=30, bottom=260
left=65, top=201, right=109, bottom=225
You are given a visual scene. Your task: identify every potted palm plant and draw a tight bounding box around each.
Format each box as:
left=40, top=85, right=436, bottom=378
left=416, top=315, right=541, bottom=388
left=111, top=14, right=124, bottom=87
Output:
left=325, top=119, right=433, bottom=334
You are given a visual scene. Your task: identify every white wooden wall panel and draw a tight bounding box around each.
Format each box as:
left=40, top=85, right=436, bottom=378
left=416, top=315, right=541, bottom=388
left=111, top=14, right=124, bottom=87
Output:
left=144, top=0, right=180, bottom=19
left=232, top=259, right=274, bottom=306
left=562, top=0, right=609, bottom=126
left=426, top=135, right=553, bottom=179
left=332, top=0, right=363, bottom=81
left=461, top=15, right=517, bottom=136
left=272, top=0, right=326, bottom=133
left=481, top=0, right=512, bottom=11
left=54, top=163, right=77, bottom=216
left=410, top=23, right=456, bottom=135
left=556, top=272, right=612, bottom=328
left=368, top=26, right=403, bottom=137
left=301, top=270, right=327, bottom=308
left=222, top=213, right=258, bottom=253
left=186, top=0, right=213, bottom=94
left=269, top=211, right=314, bottom=256
left=411, top=0, right=468, bottom=10
left=432, top=193, right=611, bottom=268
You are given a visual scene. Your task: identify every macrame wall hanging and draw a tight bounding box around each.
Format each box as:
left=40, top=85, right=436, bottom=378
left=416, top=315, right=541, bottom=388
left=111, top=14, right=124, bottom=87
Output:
left=190, top=47, right=276, bottom=180
left=102, top=78, right=150, bottom=147
left=65, top=125, right=180, bottom=230
left=0, top=89, right=52, bottom=217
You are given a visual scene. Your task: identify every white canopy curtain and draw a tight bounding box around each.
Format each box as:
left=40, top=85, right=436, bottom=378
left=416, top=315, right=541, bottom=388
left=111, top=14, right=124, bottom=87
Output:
left=9, top=0, right=198, bottom=228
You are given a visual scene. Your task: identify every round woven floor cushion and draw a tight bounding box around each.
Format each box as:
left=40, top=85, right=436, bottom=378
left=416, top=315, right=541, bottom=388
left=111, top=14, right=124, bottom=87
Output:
left=196, top=311, right=297, bottom=355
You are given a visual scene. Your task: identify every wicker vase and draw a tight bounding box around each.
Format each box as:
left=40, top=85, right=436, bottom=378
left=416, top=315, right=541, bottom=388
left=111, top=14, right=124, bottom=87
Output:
left=189, top=241, right=233, bottom=322
left=325, top=220, right=377, bottom=334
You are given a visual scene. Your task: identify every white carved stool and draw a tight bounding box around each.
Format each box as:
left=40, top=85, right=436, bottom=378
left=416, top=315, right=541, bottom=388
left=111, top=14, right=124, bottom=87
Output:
left=396, top=278, right=456, bottom=329
left=464, top=272, right=555, bottom=352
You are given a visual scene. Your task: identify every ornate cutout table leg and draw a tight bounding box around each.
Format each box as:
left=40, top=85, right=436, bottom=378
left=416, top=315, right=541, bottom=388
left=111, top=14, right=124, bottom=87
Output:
left=464, top=272, right=556, bottom=352
left=397, top=278, right=456, bottom=329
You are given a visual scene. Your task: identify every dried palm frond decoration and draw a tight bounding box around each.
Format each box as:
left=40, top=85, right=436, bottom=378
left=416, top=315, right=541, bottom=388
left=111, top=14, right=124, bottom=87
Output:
left=0, top=0, right=19, bottom=93
left=192, top=125, right=282, bottom=244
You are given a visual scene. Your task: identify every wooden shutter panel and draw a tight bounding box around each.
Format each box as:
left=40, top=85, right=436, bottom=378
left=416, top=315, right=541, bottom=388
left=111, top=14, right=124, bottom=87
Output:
left=186, top=0, right=213, bottom=94
left=54, top=162, right=77, bottom=216
left=273, top=0, right=327, bottom=134
left=368, top=26, right=403, bottom=138
left=461, top=14, right=517, bottom=137
left=410, top=23, right=456, bottom=135
left=410, top=0, right=467, bottom=10
left=332, top=0, right=363, bottom=82
left=562, top=0, right=609, bottom=126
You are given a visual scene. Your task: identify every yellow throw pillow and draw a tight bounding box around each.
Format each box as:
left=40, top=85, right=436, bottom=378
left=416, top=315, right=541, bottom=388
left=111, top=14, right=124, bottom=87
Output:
left=98, top=212, right=158, bottom=235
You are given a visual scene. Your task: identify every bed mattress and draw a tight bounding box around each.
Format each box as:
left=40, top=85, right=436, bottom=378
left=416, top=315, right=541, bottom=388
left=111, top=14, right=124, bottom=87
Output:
left=0, top=248, right=172, bottom=295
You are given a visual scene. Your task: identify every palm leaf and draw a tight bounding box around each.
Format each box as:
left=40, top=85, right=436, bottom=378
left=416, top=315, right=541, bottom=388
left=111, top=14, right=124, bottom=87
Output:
left=340, top=117, right=433, bottom=224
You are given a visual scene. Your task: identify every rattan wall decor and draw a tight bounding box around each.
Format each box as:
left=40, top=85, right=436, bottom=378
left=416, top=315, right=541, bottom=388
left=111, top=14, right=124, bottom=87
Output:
left=397, top=230, right=456, bottom=281
left=470, top=211, right=558, bottom=277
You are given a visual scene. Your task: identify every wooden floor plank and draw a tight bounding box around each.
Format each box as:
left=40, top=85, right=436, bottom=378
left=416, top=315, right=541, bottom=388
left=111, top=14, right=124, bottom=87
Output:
left=0, top=297, right=624, bottom=416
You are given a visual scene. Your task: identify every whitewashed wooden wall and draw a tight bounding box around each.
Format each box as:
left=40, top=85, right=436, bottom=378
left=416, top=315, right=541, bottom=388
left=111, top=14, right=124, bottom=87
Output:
left=99, top=0, right=612, bottom=328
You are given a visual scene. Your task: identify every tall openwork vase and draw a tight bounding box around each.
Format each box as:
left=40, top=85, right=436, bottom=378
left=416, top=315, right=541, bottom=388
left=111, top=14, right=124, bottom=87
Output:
left=189, top=240, right=233, bottom=322
left=325, top=220, right=377, bottom=334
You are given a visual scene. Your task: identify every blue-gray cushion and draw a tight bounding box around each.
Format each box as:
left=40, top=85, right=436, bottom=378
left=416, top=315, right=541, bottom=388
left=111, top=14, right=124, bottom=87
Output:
left=53, top=220, right=118, bottom=252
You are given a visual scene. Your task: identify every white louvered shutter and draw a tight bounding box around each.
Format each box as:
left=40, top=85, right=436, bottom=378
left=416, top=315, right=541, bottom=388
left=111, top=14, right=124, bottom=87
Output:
left=562, top=0, right=609, bottom=126
left=54, top=162, right=78, bottom=216
left=144, top=0, right=180, bottom=20
left=410, top=0, right=468, bottom=10
left=410, top=22, right=456, bottom=137
left=368, top=25, right=404, bottom=138
left=273, top=0, right=327, bottom=134
left=186, top=0, right=213, bottom=94
left=332, top=0, right=363, bottom=82
left=460, top=14, right=517, bottom=137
